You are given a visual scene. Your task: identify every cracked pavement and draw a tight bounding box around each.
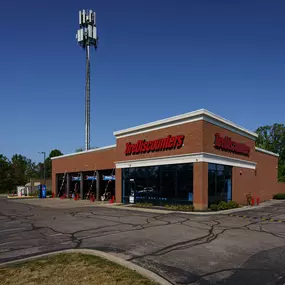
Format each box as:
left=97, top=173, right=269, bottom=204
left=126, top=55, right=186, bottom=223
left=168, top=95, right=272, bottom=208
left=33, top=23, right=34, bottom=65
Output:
left=1, top=198, right=285, bottom=284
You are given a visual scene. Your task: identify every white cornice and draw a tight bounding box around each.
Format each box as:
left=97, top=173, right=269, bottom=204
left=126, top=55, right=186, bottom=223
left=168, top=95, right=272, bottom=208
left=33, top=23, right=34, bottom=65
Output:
left=51, top=145, right=116, bottom=160
left=255, top=147, right=279, bottom=157
left=113, top=109, right=258, bottom=140
left=115, top=152, right=256, bottom=170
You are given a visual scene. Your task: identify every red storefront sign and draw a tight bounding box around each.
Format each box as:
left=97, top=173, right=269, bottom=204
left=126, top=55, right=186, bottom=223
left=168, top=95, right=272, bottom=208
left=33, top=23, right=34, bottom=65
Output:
left=125, top=135, right=185, bottom=156
left=214, top=133, right=250, bottom=156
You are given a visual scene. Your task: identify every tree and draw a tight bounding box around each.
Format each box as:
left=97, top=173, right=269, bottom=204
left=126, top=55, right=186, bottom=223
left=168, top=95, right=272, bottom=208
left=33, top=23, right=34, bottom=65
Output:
left=0, top=151, right=64, bottom=192
left=35, top=162, right=44, bottom=181
left=49, top=149, right=63, bottom=158
left=256, top=123, right=285, bottom=182
left=10, top=154, right=39, bottom=187
left=25, top=159, right=38, bottom=179
left=11, top=154, right=29, bottom=186
left=45, top=149, right=63, bottom=178
left=0, top=155, right=13, bottom=193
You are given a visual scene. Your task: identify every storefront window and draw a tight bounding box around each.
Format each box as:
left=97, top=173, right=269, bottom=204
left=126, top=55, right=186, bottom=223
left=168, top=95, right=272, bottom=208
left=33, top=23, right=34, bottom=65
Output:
left=208, top=163, right=232, bottom=204
left=122, top=163, right=193, bottom=205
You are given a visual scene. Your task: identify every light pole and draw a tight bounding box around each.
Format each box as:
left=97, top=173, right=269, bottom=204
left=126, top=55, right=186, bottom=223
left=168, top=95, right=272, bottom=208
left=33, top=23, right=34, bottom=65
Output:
left=76, top=9, right=98, bottom=151
left=38, top=152, right=46, bottom=186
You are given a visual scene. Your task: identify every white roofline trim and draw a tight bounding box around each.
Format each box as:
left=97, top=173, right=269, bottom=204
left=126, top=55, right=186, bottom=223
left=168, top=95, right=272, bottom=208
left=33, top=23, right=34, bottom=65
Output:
left=115, top=152, right=256, bottom=170
left=51, top=144, right=116, bottom=160
left=115, top=116, right=203, bottom=139
left=255, top=147, right=279, bottom=157
left=113, top=109, right=258, bottom=140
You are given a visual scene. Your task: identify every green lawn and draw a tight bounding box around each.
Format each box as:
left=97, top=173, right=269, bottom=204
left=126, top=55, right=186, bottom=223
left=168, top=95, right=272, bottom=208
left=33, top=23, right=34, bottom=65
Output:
left=0, top=253, right=158, bottom=285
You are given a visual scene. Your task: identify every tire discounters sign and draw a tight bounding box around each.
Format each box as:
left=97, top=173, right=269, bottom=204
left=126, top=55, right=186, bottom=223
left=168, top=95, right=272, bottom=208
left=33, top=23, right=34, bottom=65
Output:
left=125, top=135, right=185, bottom=156
left=214, top=133, right=250, bottom=156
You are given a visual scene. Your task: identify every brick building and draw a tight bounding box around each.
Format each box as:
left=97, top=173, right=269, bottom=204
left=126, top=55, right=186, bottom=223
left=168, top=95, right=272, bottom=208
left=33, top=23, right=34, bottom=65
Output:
left=52, top=109, right=284, bottom=210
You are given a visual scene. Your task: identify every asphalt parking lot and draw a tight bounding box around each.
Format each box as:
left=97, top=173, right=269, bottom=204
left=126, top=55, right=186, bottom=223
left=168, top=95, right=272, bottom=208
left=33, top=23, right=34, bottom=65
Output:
left=1, top=197, right=285, bottom=285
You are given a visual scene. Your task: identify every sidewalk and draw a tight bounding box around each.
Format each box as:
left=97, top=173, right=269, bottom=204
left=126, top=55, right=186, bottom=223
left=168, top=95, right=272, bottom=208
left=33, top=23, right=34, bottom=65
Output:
left=10, top=197, right=115, bottom=209
left=109, top=199, right=285, bottom=215
left=9, top=196, right=285, bottom=214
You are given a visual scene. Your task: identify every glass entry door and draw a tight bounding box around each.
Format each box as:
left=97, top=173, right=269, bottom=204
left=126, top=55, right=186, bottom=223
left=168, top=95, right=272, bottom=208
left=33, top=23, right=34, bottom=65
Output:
left=208, top=164, right=232, bottom=205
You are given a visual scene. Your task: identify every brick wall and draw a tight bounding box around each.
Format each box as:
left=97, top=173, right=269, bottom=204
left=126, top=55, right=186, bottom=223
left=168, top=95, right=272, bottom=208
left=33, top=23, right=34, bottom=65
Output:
left=51, top=147, right=116, bottom=195
left=202, top=121, right=280, bottom=205
left=233, top=150, right=279, bottom=204
left=51, top=118, right=281, bottom=205
left=115, top=120, right=204, bottom=162
left=193, top=162, right=208, bottom=210
left=202, top=120, right=255, bottom=161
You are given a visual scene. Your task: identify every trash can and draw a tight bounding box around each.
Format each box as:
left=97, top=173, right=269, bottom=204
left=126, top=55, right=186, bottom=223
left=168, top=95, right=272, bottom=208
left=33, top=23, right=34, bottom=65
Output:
left=42, top=185, right=46, bottom=198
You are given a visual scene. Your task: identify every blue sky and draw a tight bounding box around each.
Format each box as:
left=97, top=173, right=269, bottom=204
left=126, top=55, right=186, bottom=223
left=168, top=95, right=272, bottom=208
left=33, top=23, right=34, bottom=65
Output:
left=1, top=0, right=284, bottom=162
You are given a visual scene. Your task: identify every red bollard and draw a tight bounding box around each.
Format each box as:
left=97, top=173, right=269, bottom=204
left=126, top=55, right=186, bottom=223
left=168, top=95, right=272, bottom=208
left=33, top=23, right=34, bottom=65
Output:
left=90, top=194, right=95, bottom=202
left=251, top=197, right=255, bottom=206
left=256, top=197, right=260, bottom=205
left=109, top=196, right=115, bottom=204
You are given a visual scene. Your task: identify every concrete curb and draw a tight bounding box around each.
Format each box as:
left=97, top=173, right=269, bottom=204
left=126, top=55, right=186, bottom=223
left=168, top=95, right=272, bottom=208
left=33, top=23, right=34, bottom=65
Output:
left=114, top=205, right=173, bottom=214
left=7, top=196, right=38, bottom=199
left=0, top=249, right=172, bottom=285
left=112, top=200, right=285, bottom=215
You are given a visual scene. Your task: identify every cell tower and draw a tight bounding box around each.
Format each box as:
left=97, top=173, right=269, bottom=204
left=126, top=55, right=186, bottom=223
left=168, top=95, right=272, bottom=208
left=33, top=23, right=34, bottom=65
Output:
left=76, top=10, right=98, bottom=151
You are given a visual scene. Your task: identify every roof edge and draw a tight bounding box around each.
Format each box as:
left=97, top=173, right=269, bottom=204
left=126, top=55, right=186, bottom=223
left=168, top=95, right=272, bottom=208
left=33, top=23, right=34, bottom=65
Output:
left=113, top=109, right=258, bottom=140
left=51, top=144, right=116, bottom=160
left=255, top=147, right=279, bottom=157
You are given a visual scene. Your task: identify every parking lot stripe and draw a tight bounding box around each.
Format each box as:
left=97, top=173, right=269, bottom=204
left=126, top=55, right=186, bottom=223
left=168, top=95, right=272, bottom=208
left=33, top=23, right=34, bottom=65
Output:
left=49, top=233, right=63, bottom=237
left=0, top=241, right=16, bottom=246
left=0, top=228, right=26, bottom=233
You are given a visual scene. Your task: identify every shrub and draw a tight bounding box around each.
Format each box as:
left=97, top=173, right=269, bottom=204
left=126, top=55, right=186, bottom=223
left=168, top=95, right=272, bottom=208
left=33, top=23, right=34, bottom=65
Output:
left=164, top=205, right=175, bottom=210
left=178, top=205, right=194, bottom=212
left=210, top=201, right=239, bottom=211
left=217, top=201, right=230, bottom=211
left=227, top=201, right=239, bottom=209
left=165, top=204, right=194, bottom=212
left=246, top=192, right=252, bottom=205
left=134, top=203, right=153, bottom=208
left=273, top=193, right=285, bottom=200
left=209, top=204, right=218, bottom=211
left=46, top=190, right=52, bottom=196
